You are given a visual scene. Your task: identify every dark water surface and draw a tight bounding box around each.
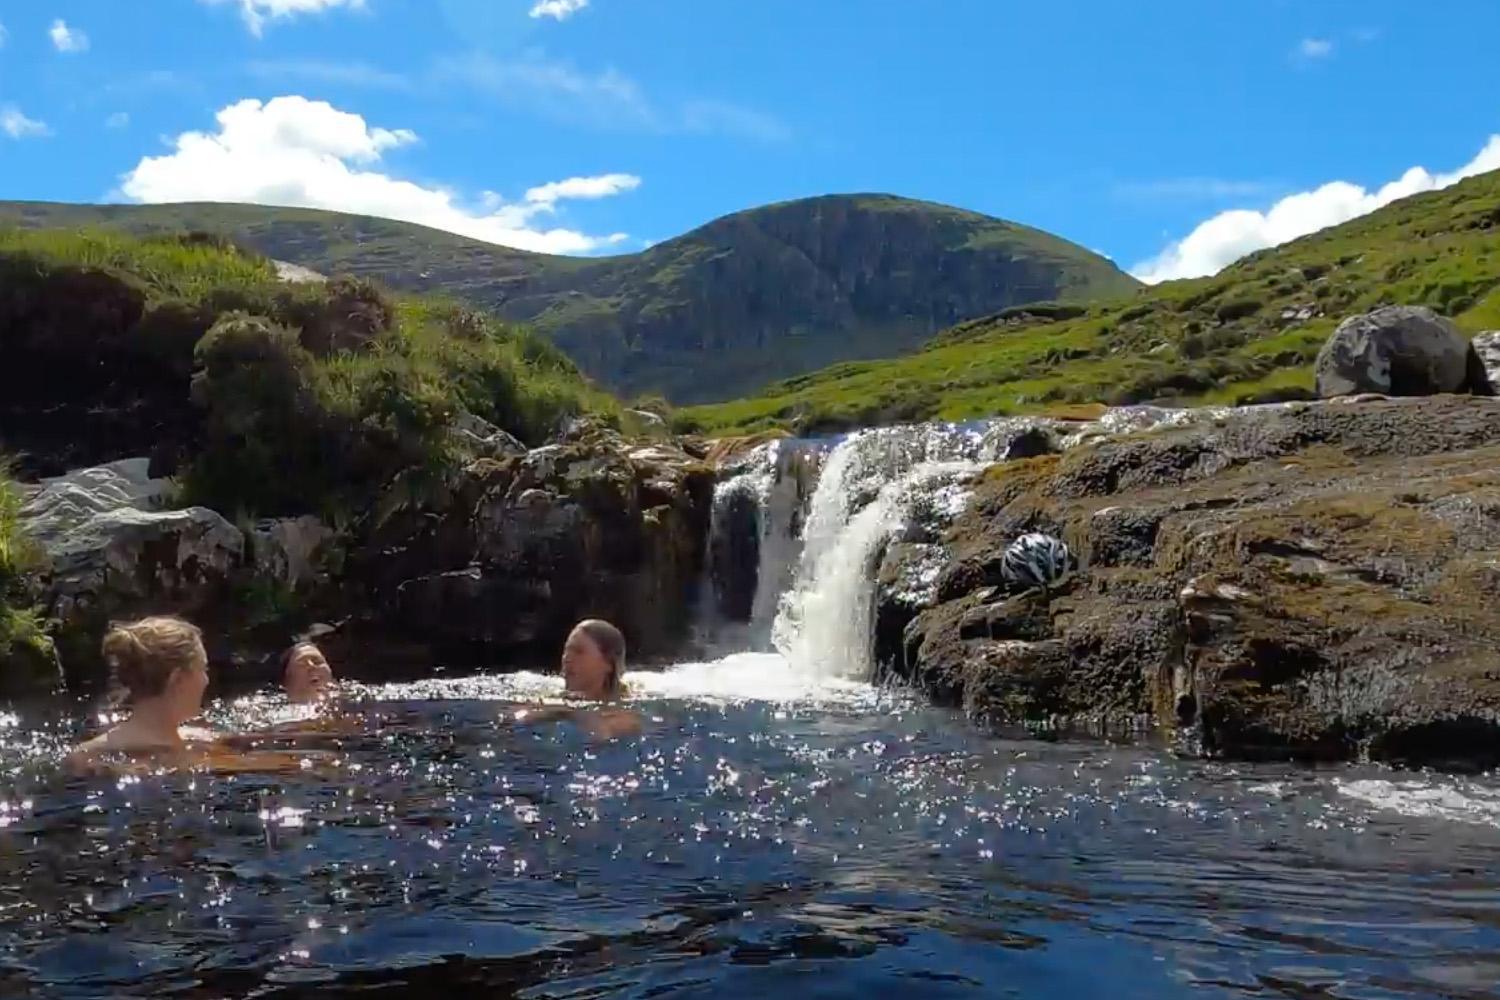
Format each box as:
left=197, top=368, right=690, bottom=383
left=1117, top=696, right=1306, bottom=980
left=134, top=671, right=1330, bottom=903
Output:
left=2, top=658, right=1498, bottom=998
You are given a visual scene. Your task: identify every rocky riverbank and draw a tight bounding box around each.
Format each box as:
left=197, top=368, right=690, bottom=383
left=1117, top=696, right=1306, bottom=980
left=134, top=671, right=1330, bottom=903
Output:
left=881, top=394, right=1500, bottom=768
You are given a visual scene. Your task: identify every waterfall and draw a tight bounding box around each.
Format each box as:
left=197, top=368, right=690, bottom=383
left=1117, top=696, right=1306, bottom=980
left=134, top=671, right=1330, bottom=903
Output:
left=701, top=416, right=1081, bottom=679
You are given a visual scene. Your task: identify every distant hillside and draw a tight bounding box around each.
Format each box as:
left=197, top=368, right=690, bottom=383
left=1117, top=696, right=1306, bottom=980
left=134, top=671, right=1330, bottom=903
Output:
left=679, top=170, right=1500, bottom=435
left=0, top=195, right=1140, bottom=403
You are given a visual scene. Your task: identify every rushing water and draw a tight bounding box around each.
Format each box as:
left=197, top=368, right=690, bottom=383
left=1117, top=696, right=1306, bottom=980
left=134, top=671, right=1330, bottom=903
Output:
left=2, top=664, right=1500, bottom=998
left=5, top=414, right=1500, bottom=997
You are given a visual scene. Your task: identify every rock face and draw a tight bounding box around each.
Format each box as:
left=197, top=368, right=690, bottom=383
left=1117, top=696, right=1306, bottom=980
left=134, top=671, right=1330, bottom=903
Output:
left=886, top=397, right=1500, bottom=768
left=18, top=459, right=245, bottom=680
left=1471, top=330, right=1500, bottom=388
left=1314, top=306, right=1492, bottom=398
left=355, top=422, right=713, bottom=664
left=248, top=516, right=333, bottom=591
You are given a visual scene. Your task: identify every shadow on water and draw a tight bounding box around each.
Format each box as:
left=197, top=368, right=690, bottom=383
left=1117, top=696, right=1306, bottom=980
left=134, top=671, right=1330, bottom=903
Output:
left=1, top=667, right=1499, bottom=998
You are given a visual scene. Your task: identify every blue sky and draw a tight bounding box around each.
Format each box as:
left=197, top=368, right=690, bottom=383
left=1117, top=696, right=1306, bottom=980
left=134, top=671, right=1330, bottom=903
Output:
left=2, top=0, right=1499, bottom=279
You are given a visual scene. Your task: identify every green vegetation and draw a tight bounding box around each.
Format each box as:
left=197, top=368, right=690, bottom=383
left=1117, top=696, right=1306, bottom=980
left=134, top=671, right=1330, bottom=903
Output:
left=0, top=471, right=53, bottom=674
left=0, top=227, right=618, bottom=518
left=0, top=194, right=1139, bottom=404
left=677, top=170, right=1500, bottom=436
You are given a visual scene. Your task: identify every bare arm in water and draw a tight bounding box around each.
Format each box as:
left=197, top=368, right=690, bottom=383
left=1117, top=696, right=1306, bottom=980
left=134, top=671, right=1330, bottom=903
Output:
left=509, top=703, right=642, bottom=740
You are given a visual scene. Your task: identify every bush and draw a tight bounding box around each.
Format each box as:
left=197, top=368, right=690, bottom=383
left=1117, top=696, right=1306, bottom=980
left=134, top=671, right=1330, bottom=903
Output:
left=1214, top=297, right=1263, bottom=322
left=0, top=471, right=54, bottom=674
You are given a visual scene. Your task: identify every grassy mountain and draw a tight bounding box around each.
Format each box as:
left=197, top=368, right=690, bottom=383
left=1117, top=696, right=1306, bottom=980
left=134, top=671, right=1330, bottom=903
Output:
left=677, top=171, right=1500, bottom=435
left=0, top=195, right=1139, bottom=404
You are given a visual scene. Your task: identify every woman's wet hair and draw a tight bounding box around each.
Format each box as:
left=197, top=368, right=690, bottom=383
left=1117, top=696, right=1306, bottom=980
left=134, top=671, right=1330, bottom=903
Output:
left=101, top=616, right=203, bottom=701
left=575, top=619, right=626, bottom=694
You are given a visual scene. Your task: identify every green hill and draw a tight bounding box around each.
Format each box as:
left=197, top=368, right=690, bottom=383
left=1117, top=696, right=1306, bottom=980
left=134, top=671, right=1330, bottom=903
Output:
left=0, top=226, right=616, bottom=514
left=0, top=195, right=1139, bottom=404
left=677, top=171, right=1500, bottom=435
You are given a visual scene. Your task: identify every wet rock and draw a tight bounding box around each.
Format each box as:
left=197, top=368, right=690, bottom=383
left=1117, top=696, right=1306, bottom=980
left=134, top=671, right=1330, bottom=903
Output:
left=891, top=396, right=1500, bottom=766
left=1314, top=306, right=1491, bottom=398
left=363, top=427, right=713, bottom=664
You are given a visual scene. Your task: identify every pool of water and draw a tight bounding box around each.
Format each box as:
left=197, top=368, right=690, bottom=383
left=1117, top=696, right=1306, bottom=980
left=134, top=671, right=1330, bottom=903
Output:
left=2, top=653, right=1499, bottom=998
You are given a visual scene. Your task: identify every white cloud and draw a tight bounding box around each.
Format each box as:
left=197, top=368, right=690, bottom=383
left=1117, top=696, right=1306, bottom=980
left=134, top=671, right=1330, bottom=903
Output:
left=529, top=0, right=589, bottom=20
left=1, top=105, right=51, bottom=139
left=0, top=20, right=9, bottom=48
left=445, top=53, right=791, bottom=142
left=524, top=173, right=640, bottom=205
left=1131, top=136, right=1500, bottom=284
left=1297, top=38, right=1334, bottom=59
left=106, top=112, right=131, bottom=129
left=49, top=19, right=89, bottom=53
left=118, top=96, right=637, bottom=254
left=201, top=0, right=366, bottom=37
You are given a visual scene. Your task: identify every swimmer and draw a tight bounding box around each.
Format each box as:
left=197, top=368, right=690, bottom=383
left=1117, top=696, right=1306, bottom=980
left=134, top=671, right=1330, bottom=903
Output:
left=281, top=641, right=335, bottom=705
left=67, top=617, right=334, bottom=775
left=67, top=616, right=212, bottom=766
left=561, top=619, right=627, bottom=701
left=514, top=619, right=641, bottom=740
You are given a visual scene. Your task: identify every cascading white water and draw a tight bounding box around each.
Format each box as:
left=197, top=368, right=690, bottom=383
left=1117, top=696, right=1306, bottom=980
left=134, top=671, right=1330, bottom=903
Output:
left=766, top=421, right=1050, bottom=679
left=700, top=414, right=1107, bottom=681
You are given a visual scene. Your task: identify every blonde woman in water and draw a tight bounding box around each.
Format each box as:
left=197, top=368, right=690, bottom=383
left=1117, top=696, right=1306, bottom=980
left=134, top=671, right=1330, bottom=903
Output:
left=67, top=616, right=323, bottom=774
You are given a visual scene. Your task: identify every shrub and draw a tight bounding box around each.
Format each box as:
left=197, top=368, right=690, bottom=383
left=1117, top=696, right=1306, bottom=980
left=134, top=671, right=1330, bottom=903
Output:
left=1214, top=297, right=1263, bottom=322
left=0, top=471, right=54, bottom=674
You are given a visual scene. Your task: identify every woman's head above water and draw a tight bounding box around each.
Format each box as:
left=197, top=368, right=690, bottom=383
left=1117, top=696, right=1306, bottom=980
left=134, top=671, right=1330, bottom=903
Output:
left=281, top=642, right=335, bottom=704
left=101, top=616, right=209, bottom=725
left=562, top=619, right=626, bottom=700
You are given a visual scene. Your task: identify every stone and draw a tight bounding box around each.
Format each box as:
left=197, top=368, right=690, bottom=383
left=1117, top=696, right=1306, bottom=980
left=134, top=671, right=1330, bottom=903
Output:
left=1472, top=331, right=1500, bottom=389
left=1314, top=306, right=1490, bottom=398
left=449, top=411, right=527, bottom=460
left=17, top=459, right=244, bottom=682
left=249, top=516, right=333, bottom=590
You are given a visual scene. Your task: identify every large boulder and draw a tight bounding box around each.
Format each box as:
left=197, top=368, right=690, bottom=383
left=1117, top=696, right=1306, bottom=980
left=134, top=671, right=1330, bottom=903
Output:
left=888, top=397, right=1500, bottom=768
left=357, top=428, right=714, bottom=664
left=1314, top=306, right=1492, bottom=398
left=18, top=458, right=245, bottom=684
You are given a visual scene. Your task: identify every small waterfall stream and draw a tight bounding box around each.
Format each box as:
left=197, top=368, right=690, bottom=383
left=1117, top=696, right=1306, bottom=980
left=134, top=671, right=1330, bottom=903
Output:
left=701, top=417, right=1085, bottom=680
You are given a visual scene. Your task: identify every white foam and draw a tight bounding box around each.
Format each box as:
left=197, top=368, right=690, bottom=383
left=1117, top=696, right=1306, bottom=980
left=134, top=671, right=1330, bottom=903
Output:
left=1337, top=778, right=1500, bottom=827
left=625, top=652, right=884, bottom=709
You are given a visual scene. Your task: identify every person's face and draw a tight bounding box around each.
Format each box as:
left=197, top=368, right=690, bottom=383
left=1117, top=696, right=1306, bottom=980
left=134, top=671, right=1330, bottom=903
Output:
left=165, top=640, right=210, bottom=723
left=562, top=629, right=613, bottom=699
left=285, top=645, right=335, bottom=704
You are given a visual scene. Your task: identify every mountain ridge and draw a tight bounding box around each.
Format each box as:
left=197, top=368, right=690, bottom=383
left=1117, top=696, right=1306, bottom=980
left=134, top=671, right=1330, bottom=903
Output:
left=0, top=194, right=1140, bottom=403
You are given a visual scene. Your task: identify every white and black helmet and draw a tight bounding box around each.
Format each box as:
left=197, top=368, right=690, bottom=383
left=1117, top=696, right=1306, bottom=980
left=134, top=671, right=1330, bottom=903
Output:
left=1000, top=532, right=1072, bottom=590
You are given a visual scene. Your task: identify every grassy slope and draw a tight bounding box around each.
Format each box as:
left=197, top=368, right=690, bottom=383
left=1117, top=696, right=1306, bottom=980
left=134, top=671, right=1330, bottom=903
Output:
left=678, top=171, right=1500, bottom=435
left=0, top=227, right=618, bottom=515
left=0, top=195, right=1139, bottom=403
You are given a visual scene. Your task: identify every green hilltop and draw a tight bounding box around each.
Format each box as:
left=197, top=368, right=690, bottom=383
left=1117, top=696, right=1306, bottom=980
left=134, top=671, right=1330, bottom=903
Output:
left=0, top=195, right=1139, bottom=404
left=677, top=171, right=1500, bottom=436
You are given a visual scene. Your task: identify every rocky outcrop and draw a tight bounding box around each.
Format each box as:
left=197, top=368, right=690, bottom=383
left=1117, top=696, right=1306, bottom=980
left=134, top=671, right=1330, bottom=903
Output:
left=1314, top=306, right=1492, bottom=398
left=355, top=422, right=713, bottom=664
left=18, top=459, right=245, bottom=681
left=885, top=397, right=1500, bottom=768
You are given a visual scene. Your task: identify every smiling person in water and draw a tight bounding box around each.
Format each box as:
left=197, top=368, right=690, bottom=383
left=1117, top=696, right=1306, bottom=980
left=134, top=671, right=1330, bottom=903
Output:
left=67, top=616, right=213, bottom=767
left=281, top=641, right=336, bottom=705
